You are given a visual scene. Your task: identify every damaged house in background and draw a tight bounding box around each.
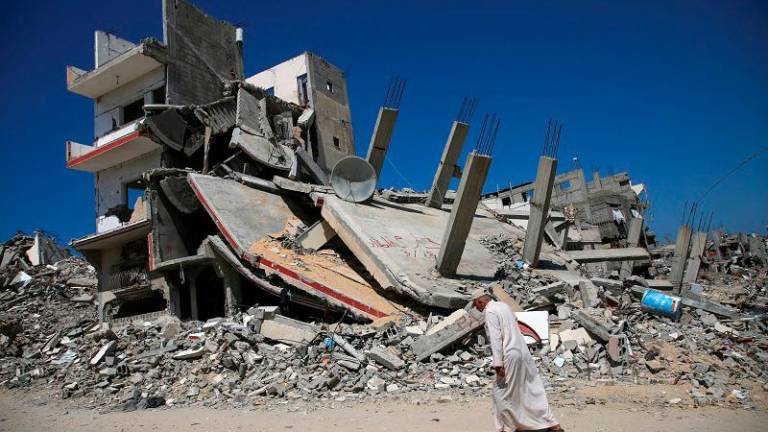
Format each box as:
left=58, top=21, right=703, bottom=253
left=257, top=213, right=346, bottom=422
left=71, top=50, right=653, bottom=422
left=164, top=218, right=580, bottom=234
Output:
left=65, top=0, right=661, bottom=334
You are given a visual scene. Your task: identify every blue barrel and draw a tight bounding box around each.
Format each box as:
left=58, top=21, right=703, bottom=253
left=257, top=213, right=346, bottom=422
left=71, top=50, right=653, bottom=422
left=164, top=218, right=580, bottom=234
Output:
left=641, top=289, right=682, bottom=320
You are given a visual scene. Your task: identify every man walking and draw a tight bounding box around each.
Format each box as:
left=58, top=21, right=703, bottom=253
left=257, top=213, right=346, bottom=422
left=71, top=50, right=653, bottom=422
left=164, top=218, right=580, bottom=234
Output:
left=471, top=289, right=563, bottom=432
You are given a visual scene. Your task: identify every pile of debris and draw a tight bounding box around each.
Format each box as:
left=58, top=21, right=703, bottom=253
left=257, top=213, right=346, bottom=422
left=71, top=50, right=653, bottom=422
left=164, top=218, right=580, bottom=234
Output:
left=1, top=231, right=766, bottom=411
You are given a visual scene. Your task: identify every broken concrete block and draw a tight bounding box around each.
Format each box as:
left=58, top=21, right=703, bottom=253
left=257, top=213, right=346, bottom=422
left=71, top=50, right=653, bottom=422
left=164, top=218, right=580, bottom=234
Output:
left=714, top=322, right=739, bottom=336
left=90, top=341, right=116, bottom=366
left=173, top=346, right=205, bottom=360
left=366, top=376, right=386, bottom=391
left=365, top=346, right=405, bottom=370
left=404, top=325, right=425, bottom=336
left=530, top=281, right=566, bottom=298
left=412, top=308, right=484, bottom=361
left=646, top=359, right=665, bottom=373
left=203, top=318, right=224, bottom=330
left=558, top=328, right=593, bottom=348
left=259, top=315, right=317, bottom=346
left=332, top=334, right=365, bottom=362
left=578, top=281, right=600, bottom=308
left=71, top=294, right=94, bottom=303
left=247, top=306, right=278, bottom=320
left=11, top=271, right=32, bottom=289
left=549, top=333, right=560, bottom=351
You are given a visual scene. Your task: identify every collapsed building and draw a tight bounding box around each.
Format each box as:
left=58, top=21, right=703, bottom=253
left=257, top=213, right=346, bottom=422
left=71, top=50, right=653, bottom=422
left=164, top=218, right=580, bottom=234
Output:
left=0, top=0, right=763, bottom=411
left=61, top=0, right=666, bottom=327
left=62, top=0, right=740, bottom=336
left=482, top=168, right=655, bottom=249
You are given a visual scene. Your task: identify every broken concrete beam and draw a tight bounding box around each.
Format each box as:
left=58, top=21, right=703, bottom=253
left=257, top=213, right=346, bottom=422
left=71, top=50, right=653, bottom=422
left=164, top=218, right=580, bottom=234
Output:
left=296, top=220, right=337, bottom=251
left=590, top=278, right=623, bottom=291
left=172, top=345, right=205, bottom=360
left=365, top=346, right=405, bottom=370
left=412, top=308, right=485, bottom=361
left=332, top=334, right=365, bottom=362
left=566, top=247, right=650, bottom=263
left=259, top=315, right=318, bottom=345
left=295, top=147, right=329, bottom=185
left=646, top=279, right=674, bottom=290
left=683, top=231, right=708, bottom=284
left=680, top=291, right=739, bottom=318
left=669, top=225, right=693, bottom=292
left=490, top=285, right=522, bottom=312
left=571, top=309, right=612, bottom=343
left=436, top=151, right=492, bottom=276
left=426, top=121, right=469, bottom=208
left=543, top=220, right=561, bottom=249
left=522, top=156, right=557, bottom=267
left=365, top=107, right=399, bottom=181
left=90, top=340, right=116, bottom=366
left=578, top=281, right=600, bottom=308
left=530, top=281, right=566, bottom=297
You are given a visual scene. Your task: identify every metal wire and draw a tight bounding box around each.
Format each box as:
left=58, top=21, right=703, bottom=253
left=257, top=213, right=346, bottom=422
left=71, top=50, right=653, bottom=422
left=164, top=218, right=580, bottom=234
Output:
left=383, top=75, right=407, bottom=109
left=473, top=113, right=501, bottom=156
left=541, top=119, right=564, bottom=158
left=456, top=96, right=478, bottom=124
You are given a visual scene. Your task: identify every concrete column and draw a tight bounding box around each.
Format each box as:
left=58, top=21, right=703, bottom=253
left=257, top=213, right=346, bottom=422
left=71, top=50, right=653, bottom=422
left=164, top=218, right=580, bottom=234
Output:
left=683, top=231, right=708, bottom=284
left=365, top=107, right=399, bottom=181
left=619, top=217, right=644, bottom=278
left=669, top=225, right=693, bottom=292
left=575, top=169, right=593, bottom=221
left=522, top=156, right=558, bottom=267
left=557, top=221, right=571, bottom=250
left=426, top=121, right=469, bottom=208
left=189, top=276, right=199, bottom=321
left=592, top=171, right=602, bottom=190
left=436, top=151, right=492, bottom=276
left=221, top=264, right=242, bottom=317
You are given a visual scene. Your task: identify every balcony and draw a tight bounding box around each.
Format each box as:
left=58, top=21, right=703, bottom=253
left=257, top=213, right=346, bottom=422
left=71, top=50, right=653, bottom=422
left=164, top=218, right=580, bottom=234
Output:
left=66, top=120, right=161, bottom=172
left=67, top=41, right=165, bottom=99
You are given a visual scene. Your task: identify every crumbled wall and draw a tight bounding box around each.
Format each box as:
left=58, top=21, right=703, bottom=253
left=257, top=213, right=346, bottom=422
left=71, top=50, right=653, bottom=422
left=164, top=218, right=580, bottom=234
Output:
left=162, top=0, right=243, bottom=106
left=95, top=149, right=162, bottom=220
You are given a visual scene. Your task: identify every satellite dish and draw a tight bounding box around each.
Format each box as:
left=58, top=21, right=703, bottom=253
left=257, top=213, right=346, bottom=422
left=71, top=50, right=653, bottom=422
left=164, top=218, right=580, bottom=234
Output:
left=330, top=156, right=377, bottom=203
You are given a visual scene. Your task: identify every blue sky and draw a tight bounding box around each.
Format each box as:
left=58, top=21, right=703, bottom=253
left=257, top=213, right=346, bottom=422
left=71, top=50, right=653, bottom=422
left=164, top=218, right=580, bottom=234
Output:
left=0, top=0, right=766, bottom=245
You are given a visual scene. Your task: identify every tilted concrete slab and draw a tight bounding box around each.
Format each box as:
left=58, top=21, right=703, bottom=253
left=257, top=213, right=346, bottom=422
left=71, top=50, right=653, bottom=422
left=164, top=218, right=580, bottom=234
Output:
left=187, top=173, right=305, bottom=258
left=567, top=247, right=650, bottom=263
left=248, top=239, right=400, bottom=321
left=188, top=175, right=398, bottom=320
left=317, top=194, right=522, bottom=308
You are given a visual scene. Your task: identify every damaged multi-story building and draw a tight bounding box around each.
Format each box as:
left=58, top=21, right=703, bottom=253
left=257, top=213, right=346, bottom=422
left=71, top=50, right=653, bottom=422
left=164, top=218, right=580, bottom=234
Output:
left=66, top=0, right=357, bottom=321
left=65, top=1, right=657, bottom=331
left=482, top=168, right=655, bottom=249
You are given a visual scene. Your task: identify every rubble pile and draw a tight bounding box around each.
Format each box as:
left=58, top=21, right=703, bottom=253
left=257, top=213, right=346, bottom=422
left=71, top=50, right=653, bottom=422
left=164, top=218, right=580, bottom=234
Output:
left=1, top=231, right=766, bottom=412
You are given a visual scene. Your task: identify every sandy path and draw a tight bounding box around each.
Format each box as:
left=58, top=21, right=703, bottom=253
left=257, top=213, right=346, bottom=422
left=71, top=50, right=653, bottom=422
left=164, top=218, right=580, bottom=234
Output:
left=1, top=391, right=766, bottom=432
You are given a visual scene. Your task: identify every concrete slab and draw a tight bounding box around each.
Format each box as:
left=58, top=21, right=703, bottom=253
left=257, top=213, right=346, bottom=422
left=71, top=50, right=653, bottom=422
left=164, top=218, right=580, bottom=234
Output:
left=248, top=238, right=399, bottom=321
left=296, top=220, right=337, bottom=251
left=260, top=315, right=318, bottom=345
left=567, top=247, right=649, bottom=263
left=318, top=194, right=520, bottom=308
left=187, top=173, right=309, bottom=258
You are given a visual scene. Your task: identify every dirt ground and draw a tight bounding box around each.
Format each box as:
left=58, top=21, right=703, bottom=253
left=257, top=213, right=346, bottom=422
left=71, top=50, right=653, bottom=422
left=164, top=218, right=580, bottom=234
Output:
left=1, top=387, right=766, bottom=432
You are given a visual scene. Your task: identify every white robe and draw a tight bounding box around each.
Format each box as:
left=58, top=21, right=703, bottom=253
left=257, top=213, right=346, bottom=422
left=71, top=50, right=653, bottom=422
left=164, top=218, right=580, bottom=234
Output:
left=484, top=301, right=558, bottom=431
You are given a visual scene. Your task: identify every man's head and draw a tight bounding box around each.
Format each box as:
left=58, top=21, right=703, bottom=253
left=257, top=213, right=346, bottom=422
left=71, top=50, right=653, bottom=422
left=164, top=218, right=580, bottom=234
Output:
left=470, top=288, right=492, bottom=311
